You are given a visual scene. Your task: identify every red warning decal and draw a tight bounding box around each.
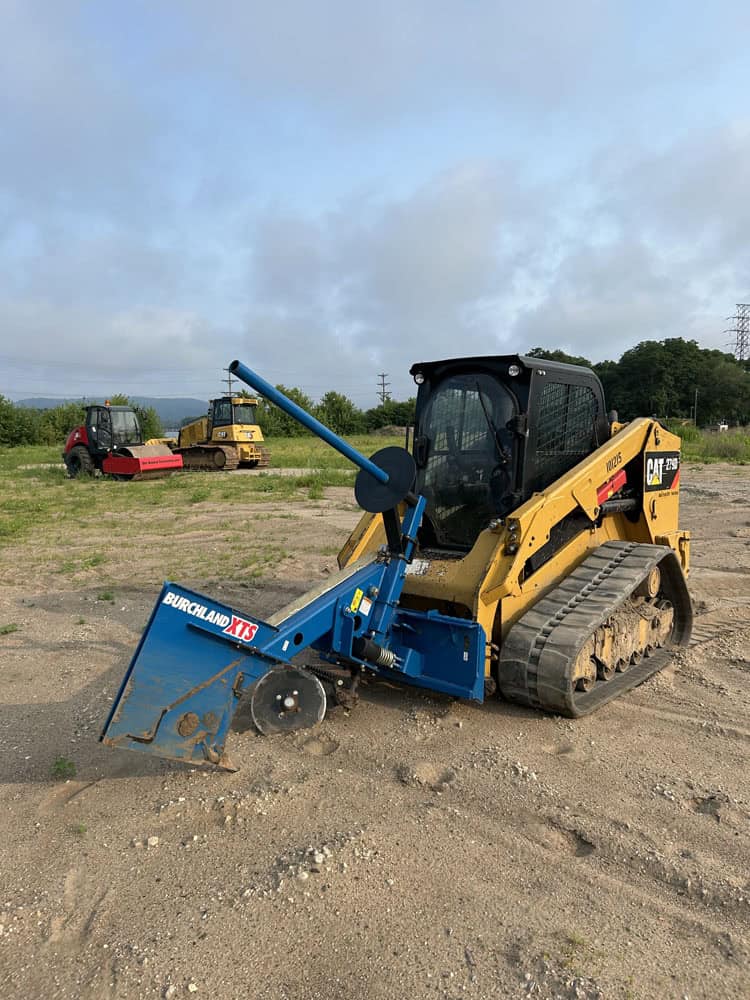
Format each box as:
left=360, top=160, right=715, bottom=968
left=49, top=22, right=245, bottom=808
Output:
left=596, top=468, right=627, bottom=506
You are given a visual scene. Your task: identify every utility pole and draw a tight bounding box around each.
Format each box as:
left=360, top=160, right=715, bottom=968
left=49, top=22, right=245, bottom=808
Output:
left=726, top=303, right=750, bottom=362
left=222, top=368, right=236, bottom=396
left=376, top=372, right=391, bottom=405
left=693, top=388, right=698, bottom=428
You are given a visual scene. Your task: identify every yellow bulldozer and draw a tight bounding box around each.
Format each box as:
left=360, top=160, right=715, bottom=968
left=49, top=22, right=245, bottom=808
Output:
left=174, top=394, right=270, bottom=471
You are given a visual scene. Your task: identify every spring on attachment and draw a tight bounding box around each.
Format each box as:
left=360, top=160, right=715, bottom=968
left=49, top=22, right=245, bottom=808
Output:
left=352, top=636, right=397, bottom=669
left=373, top=646, right=397, bottom=668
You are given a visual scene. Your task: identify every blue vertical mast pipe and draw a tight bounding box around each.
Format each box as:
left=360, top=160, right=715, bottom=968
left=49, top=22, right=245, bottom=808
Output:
left=229, top=359, right=390, bottom=484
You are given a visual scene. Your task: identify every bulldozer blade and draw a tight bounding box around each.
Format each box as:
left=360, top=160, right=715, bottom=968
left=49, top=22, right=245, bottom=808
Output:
left=100, top=583, right=273, bottom=769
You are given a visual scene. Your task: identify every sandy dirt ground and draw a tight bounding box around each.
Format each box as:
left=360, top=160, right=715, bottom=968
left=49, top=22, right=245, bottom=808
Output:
left=0, top=464, right=749, bottom=999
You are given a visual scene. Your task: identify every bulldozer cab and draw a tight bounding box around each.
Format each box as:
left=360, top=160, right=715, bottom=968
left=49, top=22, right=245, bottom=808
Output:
left=410, top=355, right=609, bottom=551
left=207, top=397, right=259, bottom=437
left=85, top=405, right=143, bottom=454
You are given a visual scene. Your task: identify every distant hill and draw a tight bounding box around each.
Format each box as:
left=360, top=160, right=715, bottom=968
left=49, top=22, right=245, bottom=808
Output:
left=15, top=396, right=207, bottom=427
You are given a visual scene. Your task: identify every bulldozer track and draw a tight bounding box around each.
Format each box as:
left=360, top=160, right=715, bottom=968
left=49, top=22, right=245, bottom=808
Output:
left=177, top=445, right=240, bottom=471
left=498, top=541, right=693, bottom=718
left=254, top=446, right=271, bottom=469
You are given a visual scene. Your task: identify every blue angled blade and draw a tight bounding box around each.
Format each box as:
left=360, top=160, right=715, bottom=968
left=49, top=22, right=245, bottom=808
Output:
left=101, top=583, right=276, bottom=769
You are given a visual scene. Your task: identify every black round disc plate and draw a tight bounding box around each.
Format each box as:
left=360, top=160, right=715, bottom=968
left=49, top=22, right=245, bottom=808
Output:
left=354, top=446, right=416, bottom=513
left=250, top=666, right=327, bottom=735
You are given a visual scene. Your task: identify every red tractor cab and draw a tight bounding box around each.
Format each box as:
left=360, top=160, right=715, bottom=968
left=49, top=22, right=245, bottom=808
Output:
left=63, top=403, right=183, bottom=480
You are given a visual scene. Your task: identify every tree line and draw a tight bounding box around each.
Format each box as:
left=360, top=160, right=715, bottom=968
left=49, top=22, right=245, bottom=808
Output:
left=528, top=338, right=749, bottom=426
left=251, top=388, right=416, bottom=437
left=0, top=395, right=163, bottom=447
left=1, top=337, right=747, bottom=448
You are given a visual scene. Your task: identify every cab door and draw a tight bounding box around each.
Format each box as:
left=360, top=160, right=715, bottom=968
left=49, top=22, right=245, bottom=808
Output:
left=86, top=407, right=113, bottom=454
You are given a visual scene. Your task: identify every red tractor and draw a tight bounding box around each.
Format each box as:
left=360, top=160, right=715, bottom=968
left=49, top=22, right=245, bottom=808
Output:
left=63, top=403, right=183, bottom=480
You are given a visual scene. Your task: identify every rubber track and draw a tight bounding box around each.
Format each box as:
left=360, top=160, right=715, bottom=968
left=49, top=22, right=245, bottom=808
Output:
left=498, top=541, right=693, bottom=718
left=178, top=445, right=240, bottom=471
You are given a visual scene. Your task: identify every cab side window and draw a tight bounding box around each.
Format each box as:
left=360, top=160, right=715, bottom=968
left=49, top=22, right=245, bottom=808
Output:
left=536, top=382, right=598, bottom=483
left=212, top=401, right=233, bottom=426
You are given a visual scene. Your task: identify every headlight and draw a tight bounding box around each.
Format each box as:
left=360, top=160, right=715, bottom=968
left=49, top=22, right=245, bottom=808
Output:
left=414, top=372, right=425, bottom=385
left=508, top=364, right=521, bottom=377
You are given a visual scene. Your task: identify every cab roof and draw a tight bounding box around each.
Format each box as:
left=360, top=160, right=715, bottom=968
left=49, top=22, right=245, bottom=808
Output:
left=409, top=354, right=594, bottom=380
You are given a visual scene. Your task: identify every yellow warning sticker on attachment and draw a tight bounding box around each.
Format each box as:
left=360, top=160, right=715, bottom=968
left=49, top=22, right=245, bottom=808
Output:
left=350, top=588, right=364, bottom=613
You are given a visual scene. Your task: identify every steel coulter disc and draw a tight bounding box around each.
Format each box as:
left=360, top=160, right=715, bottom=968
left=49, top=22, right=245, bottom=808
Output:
left=354, top=446, right=416, bottom=513
left=250, top=666, right=327, bottom=735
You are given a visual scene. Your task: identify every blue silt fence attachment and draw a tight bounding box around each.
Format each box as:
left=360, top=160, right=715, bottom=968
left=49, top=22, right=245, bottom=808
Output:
left=100, top=360, right=486, bottom=770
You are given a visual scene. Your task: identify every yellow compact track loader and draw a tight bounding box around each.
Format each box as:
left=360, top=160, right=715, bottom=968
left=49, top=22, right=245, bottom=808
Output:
left=101, top=355, right=692, bottom=771
left=175, top=395, right=270, bottom=471
left=338, top=354, right=692, bottom=715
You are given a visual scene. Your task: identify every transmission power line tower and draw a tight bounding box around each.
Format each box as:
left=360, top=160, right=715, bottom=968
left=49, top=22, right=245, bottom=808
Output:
left=377, top=372, right=391, bottom=404
left=222, top=368, right=236, bottom=396
left=726, top=303, right=750, bottom=362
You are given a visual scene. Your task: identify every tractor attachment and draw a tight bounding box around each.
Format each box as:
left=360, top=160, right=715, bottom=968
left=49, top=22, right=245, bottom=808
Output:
left=101, top=444, right=183, bottom=480
left=101, top=361, right=486, bottom=769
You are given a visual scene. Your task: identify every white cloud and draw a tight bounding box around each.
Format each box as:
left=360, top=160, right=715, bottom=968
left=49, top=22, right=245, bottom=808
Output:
left=0, top=2, right=747, bottom=405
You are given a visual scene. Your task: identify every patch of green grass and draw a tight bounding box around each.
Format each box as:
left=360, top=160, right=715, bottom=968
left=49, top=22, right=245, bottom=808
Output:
left=305, top=475, right=325, bottom=500
left=97, top=590, right=115, bottom=602
left=0, top=514, right=28, bottom=540
left=0, top=496, right=53, bottom=541
left=51, top=757, right=76, bottom=780
left=0, top=622, right=20, bottom=635
left=0, top=435, right=404, bottom=586
left=266, top=434, right=404, bottom=469
left=247, top=475, right=298, bottom=497
left=300, top=469, right=353, bottom=492
left=76, top=617, right=86, bottom=625
left=698, top=431, right=750, bottom=463
left=0, top=444, right=60, bottom=472
left=70, top=822, right=87, bottom=836
left=82, top=552, right=106, bottom=568
left=18, top=465, right=69, bottom=483
left=666, top=423, right=750, bottom=464
left=564, top=931, right=586, bottom=948
left=57, top=552, right=107, bottom=575
left=239, top=545, right=290, bottom=579
left=559, top=929, right=588, bottom=975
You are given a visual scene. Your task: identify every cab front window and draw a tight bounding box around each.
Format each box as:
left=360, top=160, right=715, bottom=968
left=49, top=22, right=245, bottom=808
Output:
left=415, top=373, right=517, bottom=549
left=233, top=403, right=257, bottom=424
left=212, top=401, right=233, bottom=426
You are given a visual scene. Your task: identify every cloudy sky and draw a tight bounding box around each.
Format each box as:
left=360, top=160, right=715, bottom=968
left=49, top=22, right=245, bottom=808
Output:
left=1, top=1, right=749, bottom=406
